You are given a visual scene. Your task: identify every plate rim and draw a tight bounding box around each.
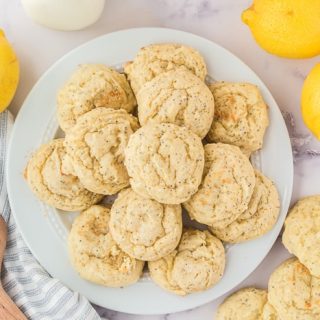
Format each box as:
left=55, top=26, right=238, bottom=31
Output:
left=6, top=27, right=293, bottom=315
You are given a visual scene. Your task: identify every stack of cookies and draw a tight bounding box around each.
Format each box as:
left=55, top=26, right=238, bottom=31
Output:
left=215, top=195, right=320, bottom=319
left=24, top=43, right=280, bottom=295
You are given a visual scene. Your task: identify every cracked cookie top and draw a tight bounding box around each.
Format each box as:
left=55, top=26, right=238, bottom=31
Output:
left=109, top=188, right=182, bottom=261
left=262, top=303, right=280, bottom=320
left=68, top=205, right=144, bottom=287
left=283, top=195, right=320, bottom=278
left=25, top=139, right=102, bottom=211
left=184, top=143, right=255, bottom=229
left=210, top=170, right=280, bottom=243
left=216, top=287, right=268, bottom=320
left=124, top=122, right=204, bottom=204
left=124, top=43, right=207, bottom=94
left=148, top=229, right=225, bottom=295
left=57, top=64, right=136, bottom=132
left=207, top=82, right=269, bottom=155
left=268, top=258, right=320, bottom=320
left=64, top=107, right=139, bottom=195
left=137, top=68, right=214, bottom=138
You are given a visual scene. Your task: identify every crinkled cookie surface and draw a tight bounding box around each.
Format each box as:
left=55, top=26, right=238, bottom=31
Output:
left=68, top=205, right=144, bottom=287
left=57, top=64, right=136, bottom=131
left=282, top=195, right=320, bottom=278
left=216, top=287, right=268, bottom=320
left=124, top=122, right=204, bottom=204
left=25, top=139, right=102, bottom=211
left=124, top=43, right=207, bottom=94
left=184, top=143, right=255, bottom=228
left=137, top=68, right=214, bottom=138
left=64, top=107, right=139, bottom=195
left=148, top=229, right=225, bottom=295
left=268, top=258, right=320, bottom=320
left=210, top=170, right=280, bottom=243
left=207, top=82, right=269, bottom=155
left=262, top=303, right=281, bottom=320
left=109, top=188, right=182, bottom=261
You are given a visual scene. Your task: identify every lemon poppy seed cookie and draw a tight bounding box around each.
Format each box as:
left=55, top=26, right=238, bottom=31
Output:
left=216, top=287, right=268, bottom=320
left=184, top=143, right=255, bottom=229
left=262, top=303, right=281, bottom=320
left=137, top=68, right=214, bottom=138
left=57, top=64, right=136, bottom=132
left=207, top=82, right=269, bottom=155
left=148, top=229, right=225, bottom=295
left=64, top=107, right=139, bottom=195
left=268, top=258, right=320, bottom=320
left=68, top=205, right=144, bottom=287
left=109, top=188, right=182, bottom=261
left=124, top=123, right=204, bottom=205
left=282, top=195, right=320, bottom=277
left=210, top=170, right=280, bottom=243
left=25, top=139, right=102, bottom=211
left=124, top=43, right=207, bottom=94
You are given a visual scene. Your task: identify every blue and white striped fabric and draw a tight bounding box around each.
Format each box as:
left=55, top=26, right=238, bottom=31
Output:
left=0, top=111, right=103, bottom=320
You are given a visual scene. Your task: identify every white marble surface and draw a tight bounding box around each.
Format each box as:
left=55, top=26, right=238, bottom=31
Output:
left=1, top=0, right=320, bottom=319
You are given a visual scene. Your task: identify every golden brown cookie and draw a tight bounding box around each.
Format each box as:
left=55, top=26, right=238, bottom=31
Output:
left=137, top=68, right=214, bottom=138
left=57, top=64, right=136, bottom=131
left=64, top=107, right=139, bottom=195
left=124, top=43, right=207, bottom=94
left=210, top=170, right=280, bottom=243
left=207, top=82, right=269, bottom=155
left=216, top=287, right=268, bottom=320
left=282, top=195, right=320, bottom=277
left=109, top=188, right=182, bottom=261
left=68, top=205, right=144, bottom=287
left=148, top=229, right=225, bottom=295
left=184, top=143, right=255, bottom=229
left=268, top=258, right=320, bottom=320
left=25, top=139, right=102, bottom=211
left=262, top=303, right=281, bottom=320
left=124, top=123, right=204, bottom=204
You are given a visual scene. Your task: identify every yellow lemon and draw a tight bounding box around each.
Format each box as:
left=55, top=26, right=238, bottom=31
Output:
left=242, top=0, right=320, bottom=58
left=0, top=29, right=19, bottom=112
left=301, top=63, right=320, bottom=139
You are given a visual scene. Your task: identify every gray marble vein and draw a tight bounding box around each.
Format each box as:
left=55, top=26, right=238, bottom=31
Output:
left=282, top=111, right=320, bottom=161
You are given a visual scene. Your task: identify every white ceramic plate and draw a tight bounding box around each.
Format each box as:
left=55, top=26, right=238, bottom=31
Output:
left=6, top=28, right=293, bottom=315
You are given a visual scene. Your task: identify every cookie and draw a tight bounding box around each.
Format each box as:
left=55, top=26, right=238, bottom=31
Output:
left=124, top=43, right=207, bottom=94
left=216, top=287, right=268, bottom=320
left=262, top=303, right=281, bottom=320
left=268, top=258, right=320, bottom=320
left=124, top=123, right=204, bottom=204
left=207, top=82, right=269, bottom=155
left=137, top=68, right=214, bottom=138
left=57, top=64, right=136, bottom=132
left=68, top=205, right=144, bottom=287
left=210, top=170, right=280, bottom=243
left=25, top=139, right=102, bottom=211
left=148, top=229, right=225, bottom=295
left=109, top=188, right=182, bottom=261
left=64, top=107, right=139, bottom=195
left=282, top=195, right=320, bottom=277
left=184, top=143, right=255, bottom=229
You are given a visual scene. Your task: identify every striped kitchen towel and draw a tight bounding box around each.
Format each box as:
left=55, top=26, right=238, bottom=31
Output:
left=0, top=110, right=104, bottom=320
